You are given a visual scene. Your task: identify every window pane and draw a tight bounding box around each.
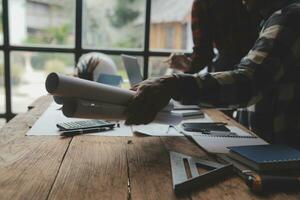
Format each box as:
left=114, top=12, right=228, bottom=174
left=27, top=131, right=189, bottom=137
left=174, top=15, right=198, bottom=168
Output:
left=150, top=0, right=194, bottom=52
left=0, top=52, right=4, bottom=113
left=83, top=0, right=145, bottom=49
left=149, top=56, right=174, bottom=78
left=11, top=52, right=74, bottom=113
left=9, top=0, right=75, bottom=47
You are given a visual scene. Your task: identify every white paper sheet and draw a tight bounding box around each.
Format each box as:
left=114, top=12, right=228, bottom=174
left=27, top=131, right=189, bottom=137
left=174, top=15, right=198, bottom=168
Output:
left=26, top=102, right=133, bottom=136
left=132, top=124, right=183, bottom=136
left=131, top=113, right=213, bottom=136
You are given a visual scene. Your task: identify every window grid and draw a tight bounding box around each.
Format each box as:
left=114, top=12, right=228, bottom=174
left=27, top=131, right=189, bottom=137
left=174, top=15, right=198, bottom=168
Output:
left=0, top=0, right=186, bottom=122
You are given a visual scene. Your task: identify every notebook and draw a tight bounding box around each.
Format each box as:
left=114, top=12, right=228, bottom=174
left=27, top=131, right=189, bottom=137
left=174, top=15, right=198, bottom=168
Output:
left=97, top=73, right=123, bottom=86
left=228, top=145, right=300, bottom=172
left=190, top=126, right=268, bottom=154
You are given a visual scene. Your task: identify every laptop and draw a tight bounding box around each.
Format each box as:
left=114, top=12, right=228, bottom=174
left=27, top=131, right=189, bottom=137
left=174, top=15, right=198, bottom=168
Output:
left=121, top=54, right=143, bottom=87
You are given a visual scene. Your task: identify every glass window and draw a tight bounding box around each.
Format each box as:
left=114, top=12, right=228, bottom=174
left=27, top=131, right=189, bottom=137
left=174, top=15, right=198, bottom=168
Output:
left=150, top=0, right=194, bottom=52
left=148, top=56, right=174, bottom=78
left=11, top=51, right=74, bottom=113
left=9, top=0, right=75, bottom=47
left=82, top=0, right=145, bottom=50
left=0, top=52, right=4, bottom=113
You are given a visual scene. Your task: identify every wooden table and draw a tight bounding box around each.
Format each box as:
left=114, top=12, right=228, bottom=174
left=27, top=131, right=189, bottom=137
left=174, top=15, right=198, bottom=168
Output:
left=0, top=96, right=299, bottom=200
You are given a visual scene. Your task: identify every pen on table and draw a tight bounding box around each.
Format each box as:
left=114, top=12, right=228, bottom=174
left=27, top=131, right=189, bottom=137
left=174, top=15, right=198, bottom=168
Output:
left=60, top=127, right=111, bottom=137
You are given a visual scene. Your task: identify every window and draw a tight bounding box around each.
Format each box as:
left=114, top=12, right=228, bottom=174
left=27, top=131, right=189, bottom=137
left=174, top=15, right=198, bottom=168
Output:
left=82, top=0, right=145, bottom=50
left=11, top=51, right=74, bottom=113
left=9, top=0, right=75, bottom=47
left=1, top=0, right=193, bottom=121
left=150, top=0, right=193, bottom=51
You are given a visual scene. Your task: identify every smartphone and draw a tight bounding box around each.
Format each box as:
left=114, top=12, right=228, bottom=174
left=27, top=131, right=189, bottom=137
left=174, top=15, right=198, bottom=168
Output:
left=181, top=122, right=229, bottom=132
left=56, top=120, right=115, bottom=131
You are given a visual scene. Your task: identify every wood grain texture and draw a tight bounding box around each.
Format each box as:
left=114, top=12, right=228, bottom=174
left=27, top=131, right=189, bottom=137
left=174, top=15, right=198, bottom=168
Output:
left=127, top=137, right=189, bottom=200
left=0, top=137, right=70, bottom=200
left=48, top=136, right=129, bottom=200
left=0, top=95, right=52, bottom=146
left=1, top=96, right=300, bottom=200
left=0, top=95, right=71, bottom=200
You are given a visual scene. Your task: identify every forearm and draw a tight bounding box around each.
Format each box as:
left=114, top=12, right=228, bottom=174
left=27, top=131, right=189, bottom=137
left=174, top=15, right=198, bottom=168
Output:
left=174, top=68, right=260, bottom=108
left=189, top=0, right=214, bottom=73
left=188, top=47, right=214, bottom=74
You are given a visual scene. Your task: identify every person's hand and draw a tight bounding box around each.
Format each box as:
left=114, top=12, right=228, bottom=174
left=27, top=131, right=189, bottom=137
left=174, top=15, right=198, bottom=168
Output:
left=125, top=75, right=179, bottom=125
left=166, top=54, right=191, bottom=72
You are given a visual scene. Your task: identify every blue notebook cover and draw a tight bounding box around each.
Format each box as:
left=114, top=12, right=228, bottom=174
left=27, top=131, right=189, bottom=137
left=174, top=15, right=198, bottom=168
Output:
left=228, top=145, right=300, bottom=171
left=97, top=73, right=123, bottom=87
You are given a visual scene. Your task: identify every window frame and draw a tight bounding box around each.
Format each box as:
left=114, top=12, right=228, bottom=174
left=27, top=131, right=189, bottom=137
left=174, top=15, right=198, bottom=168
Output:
left=0, top=0, right=190, bottom=122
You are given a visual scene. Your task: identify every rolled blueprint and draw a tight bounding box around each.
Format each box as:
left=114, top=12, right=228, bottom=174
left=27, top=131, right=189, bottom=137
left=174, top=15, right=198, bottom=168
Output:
left=62, top=99, right=182, bottom=125
left=46, top=72, right=173, bottom=111
left=46, top=72, right=133, bottom=106
left=63, top=99, right=126, bottom=120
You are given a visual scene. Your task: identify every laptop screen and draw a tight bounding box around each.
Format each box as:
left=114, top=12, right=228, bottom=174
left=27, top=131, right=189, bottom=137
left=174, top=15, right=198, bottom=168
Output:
left=121, top=54, right=143, bottom=87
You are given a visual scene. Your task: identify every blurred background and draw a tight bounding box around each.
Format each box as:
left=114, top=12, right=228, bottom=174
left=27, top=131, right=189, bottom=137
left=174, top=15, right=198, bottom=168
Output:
left=0, top=0, right=194, bottom=127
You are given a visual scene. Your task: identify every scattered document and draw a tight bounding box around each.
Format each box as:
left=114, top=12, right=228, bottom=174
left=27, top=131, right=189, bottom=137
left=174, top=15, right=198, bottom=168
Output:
left=132, top=124, right=183, bottom=136
left=131, top=113, right=213, bottom=136
left=26, top=102, right=133, bottom=136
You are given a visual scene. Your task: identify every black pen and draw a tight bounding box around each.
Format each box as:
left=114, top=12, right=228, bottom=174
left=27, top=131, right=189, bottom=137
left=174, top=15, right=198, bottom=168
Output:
left=60, top=127, right=113, bottom=137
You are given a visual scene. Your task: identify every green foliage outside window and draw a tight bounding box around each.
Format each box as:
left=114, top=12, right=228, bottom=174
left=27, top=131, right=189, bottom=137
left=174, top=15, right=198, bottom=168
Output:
left=109, top=0, right=140, bottom=28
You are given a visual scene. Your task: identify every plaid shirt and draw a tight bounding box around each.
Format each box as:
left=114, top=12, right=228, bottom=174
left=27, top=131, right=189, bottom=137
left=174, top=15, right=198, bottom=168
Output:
left=189, top=0, right=259, bottom=73
left=177, top=0, right=300, bottom=147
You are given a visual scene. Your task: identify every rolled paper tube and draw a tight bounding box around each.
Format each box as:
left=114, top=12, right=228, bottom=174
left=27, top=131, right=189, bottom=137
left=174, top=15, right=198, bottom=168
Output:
left=62, top=98, right=182, bottom=125
left=46, top=72, right=173, bottom=111
left=62, top=99, right=126, bottom=120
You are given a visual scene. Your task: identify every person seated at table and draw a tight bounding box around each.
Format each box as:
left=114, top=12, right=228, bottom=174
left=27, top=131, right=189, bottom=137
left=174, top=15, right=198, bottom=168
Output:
left=169, top=0, right=259, bottom=74
left=76, top=52, right=118, bottom=81
left=125, top=0, right=300, bottom=148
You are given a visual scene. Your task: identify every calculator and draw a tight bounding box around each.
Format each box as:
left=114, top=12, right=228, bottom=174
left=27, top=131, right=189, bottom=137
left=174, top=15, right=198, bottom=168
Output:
left=56, top=120, right=115, bottom=131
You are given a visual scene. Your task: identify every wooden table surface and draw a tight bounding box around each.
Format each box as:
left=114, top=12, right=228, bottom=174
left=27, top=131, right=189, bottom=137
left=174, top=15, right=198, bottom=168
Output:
left=0, top=95, right=299, bottom=200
